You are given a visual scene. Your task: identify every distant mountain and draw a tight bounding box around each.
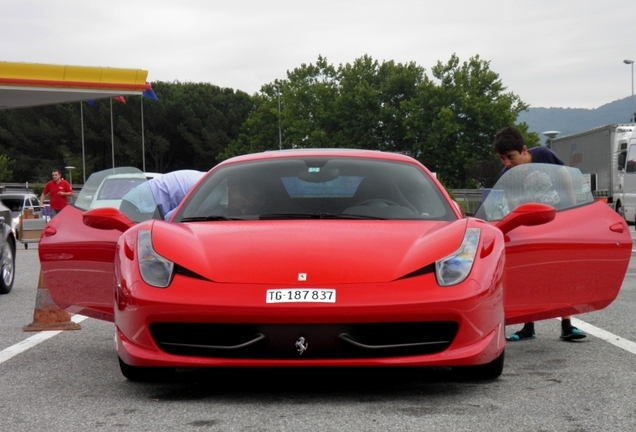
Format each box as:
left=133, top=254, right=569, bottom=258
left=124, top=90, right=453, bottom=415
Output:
left=517, top=96, right=635, bottom=140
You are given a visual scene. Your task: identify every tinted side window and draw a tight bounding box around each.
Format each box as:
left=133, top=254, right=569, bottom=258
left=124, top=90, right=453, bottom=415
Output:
left=29, top=197, right=41, bottom=212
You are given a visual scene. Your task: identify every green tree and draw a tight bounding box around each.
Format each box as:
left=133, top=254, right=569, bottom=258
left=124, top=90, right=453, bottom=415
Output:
left=221, top=55, right=429, bottom=158
left=222, top=54, right=532, bottom=188
left=404, top=54, right=533, bottom=187
left=334, top=55, right=427, bottom=153
left=0, top=154, right=14, bottom=181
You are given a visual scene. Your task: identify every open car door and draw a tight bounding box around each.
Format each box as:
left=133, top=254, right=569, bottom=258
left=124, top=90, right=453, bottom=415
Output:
left=39, top=167, right=157, bottom=322
left=475, top=164, right=632, bottom=325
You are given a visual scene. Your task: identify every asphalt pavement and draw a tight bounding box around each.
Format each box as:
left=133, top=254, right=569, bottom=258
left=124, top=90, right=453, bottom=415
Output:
left=1, top=237, right=636, bottom=431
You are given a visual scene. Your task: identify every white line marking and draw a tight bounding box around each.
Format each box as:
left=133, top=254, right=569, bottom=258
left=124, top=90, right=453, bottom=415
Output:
left=569, top=317, right=636, bottom=355
left=0, top=315, right=88, bottom=365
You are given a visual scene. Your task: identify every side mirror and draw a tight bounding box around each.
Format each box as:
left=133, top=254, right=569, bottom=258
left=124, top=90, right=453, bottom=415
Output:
left=495, top=203, right=555, bottom=235
left=83, top=207, right=135, bottom=232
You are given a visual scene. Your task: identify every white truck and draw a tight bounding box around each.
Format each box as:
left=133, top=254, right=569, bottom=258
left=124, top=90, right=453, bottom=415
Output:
left=549, top=123, right=635, bottom=221
left=621, top=132, right=636, bottom=224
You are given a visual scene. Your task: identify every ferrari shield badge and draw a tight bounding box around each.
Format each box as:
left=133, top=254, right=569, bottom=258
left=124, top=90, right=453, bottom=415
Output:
left=295, top=336, right=308, bottom=355
left=298, top=273, right=307, bottom=281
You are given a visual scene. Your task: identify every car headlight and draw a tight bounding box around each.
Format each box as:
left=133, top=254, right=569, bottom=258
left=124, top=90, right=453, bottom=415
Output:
left=138, top=230, right=174, bottom=288
left=435, top=228, right=480, bottom=287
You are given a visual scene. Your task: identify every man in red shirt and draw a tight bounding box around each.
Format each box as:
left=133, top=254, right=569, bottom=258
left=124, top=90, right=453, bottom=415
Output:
left=40, top=169, right=73, bottom=218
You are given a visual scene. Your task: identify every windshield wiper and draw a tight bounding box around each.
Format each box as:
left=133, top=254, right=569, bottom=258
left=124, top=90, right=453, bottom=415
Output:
left=320, top=213, right=387, bottom=220
left=258, top=213, right=386, bottom=220
left=180, top=215, right=239, bottom=222
left=258, top=213, right=312, bottom=220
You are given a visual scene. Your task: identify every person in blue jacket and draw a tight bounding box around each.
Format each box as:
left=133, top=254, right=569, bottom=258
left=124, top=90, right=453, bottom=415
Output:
left=147, top=170, right=205, bottom=219
left=121, top=170, right=205, bottom=220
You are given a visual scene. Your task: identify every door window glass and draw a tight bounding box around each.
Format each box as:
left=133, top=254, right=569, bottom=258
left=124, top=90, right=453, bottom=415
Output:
left=626, top=144, right=636, bottom=173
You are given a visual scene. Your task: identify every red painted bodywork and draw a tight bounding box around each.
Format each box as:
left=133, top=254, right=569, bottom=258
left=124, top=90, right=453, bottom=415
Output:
left=500, top=199, right=631, bottom=324
left=39, top=150, right=632, bottom=370
left=40, top=205, right=119, bottom=321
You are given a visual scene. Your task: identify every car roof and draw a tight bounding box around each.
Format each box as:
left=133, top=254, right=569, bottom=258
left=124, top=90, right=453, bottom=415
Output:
left=216, top=149, right=421, bottom=169
left=226, top=148, right=412, bottom=162
left=0, top=193, right=37, bottom=198
left=102, top=173, right=147, bottom=180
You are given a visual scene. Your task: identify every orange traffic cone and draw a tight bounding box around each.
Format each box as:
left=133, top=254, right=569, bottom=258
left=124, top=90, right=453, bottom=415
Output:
left=23, top=270, right=82, bottom=332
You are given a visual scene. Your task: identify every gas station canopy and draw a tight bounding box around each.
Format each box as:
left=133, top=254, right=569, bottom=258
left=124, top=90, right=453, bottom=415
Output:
left=0, top=61, right=151, bottom=109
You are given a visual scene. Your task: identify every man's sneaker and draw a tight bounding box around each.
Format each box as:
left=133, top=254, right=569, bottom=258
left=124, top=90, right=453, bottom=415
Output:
left=560, top=327, right=586, bottom=341
left=506, top=331, right=536, bottom=342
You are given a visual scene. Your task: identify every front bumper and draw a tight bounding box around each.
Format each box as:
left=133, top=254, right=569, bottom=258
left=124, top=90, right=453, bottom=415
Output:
left=115, top=273, right=505, bottom=369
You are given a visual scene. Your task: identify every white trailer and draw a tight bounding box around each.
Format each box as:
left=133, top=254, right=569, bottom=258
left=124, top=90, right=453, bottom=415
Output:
left=621, top=133, right=636, bottom=224
left=550, top=123, right=635, bottom=220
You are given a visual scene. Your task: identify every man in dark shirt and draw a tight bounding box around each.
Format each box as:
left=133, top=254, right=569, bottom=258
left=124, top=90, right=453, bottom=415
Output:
left=493, top=126, right=586, bottom=342
left=497, top=139, right=564, bottom=174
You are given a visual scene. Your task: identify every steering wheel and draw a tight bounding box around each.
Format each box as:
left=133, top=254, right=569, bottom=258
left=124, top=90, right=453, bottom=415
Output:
left=356, top=199, right=401, bottom=207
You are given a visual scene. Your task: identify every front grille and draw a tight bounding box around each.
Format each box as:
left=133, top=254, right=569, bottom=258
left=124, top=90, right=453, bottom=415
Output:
left=149, top=322, right=458, bottom=359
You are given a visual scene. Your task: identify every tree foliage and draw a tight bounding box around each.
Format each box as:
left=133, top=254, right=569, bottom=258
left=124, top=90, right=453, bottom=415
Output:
left=221, top=54, right=535, bottom=188
left=0, top=154, right=13, bottom=182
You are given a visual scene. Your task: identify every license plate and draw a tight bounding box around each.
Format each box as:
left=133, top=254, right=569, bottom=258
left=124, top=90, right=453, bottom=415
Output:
left=266, top=289, right=336, bottom=303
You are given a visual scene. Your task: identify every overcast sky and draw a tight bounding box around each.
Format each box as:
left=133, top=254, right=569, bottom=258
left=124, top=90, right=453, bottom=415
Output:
left=3, top=1, right=636, bottom=109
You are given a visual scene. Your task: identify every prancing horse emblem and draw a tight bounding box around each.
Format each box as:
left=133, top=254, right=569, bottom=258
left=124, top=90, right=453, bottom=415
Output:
left=295, top=336, right=308, bottom=355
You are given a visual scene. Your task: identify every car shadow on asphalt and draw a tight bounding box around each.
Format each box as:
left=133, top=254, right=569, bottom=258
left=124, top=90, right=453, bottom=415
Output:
left=133, top=366, right=497, bottom=401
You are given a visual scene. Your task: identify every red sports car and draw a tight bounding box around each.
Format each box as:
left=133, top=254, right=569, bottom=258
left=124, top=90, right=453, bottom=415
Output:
left=39, top=150, right=631, bottom=381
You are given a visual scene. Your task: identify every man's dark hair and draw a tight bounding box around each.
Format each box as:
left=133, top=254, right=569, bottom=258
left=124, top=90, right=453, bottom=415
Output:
left=493, top=126, right=525, bottom=154
left=52, top=169, right=61, bottom=175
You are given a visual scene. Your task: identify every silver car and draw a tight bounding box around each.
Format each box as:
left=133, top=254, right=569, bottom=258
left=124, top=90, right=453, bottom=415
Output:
left=0, top=200, right=16, bottom=294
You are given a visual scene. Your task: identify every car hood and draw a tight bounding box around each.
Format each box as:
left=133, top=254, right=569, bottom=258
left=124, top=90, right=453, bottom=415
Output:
left=149, top=219, right=469, bottom=284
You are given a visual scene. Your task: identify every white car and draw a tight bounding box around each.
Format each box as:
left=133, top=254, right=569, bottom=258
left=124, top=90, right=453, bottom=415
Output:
left=74, top=169, right=163, bottom=211
left=0, top=192, right=41, bottom=243
left=90, top=173, right=148, bottom=209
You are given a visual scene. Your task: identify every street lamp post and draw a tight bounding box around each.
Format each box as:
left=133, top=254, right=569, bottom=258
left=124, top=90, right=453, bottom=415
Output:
left=273, top=83, right=282, bottom=150
left=625, top=59, right=634, bottom=122
left=542, top=131, right=560, bottom=148
left=64, top=166, right=76, bottom=189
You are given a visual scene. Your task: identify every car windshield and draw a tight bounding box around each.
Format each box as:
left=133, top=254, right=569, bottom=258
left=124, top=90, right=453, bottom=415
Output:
left=474, top=163, right=594, bottom=221
left=76, top=167, right=153, bottom=212
left=96, top=177, right=147, bottom=200
left=0, top=198, right=23, bottom=212
left=172, top=156, right=456, bottom=222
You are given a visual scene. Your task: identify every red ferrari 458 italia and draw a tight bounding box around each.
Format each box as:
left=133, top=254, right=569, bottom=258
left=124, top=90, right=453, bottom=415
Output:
left=39, top=149, right=631, bottom=381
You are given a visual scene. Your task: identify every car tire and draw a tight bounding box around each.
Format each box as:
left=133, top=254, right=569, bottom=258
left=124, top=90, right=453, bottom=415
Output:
left=452, top=350, right=505, bottom=381
left=0, top=238, right=15, bottom=295
left=118, top=357, right=176, bottom=382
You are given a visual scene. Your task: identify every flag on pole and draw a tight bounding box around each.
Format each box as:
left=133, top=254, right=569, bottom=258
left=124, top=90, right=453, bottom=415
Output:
left=113, top=96, right=126, bottom=104
left=142, top=88, right=158, bottom=100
